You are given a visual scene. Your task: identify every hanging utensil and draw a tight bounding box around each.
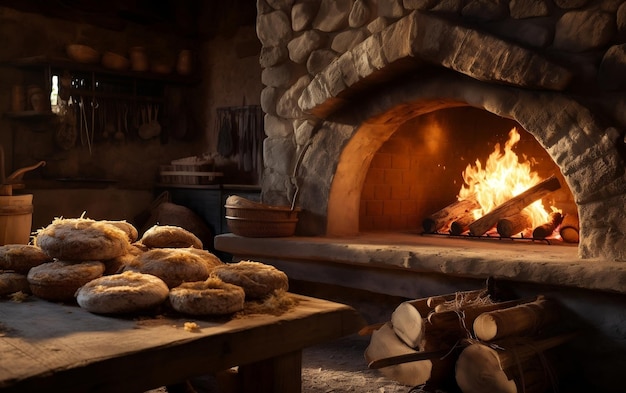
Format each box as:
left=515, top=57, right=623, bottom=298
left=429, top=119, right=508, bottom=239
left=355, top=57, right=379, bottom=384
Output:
left=0, top=145, right=46, bottom=196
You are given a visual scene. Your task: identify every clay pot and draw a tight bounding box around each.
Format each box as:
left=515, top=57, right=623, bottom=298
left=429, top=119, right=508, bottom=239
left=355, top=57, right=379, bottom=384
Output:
left=176, top=50, right=193, bottom=76
left=129, top=46, right=149, bottom=72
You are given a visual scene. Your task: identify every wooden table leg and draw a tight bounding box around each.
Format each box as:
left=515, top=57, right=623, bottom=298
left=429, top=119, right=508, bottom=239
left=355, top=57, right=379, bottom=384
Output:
left=238, top=350, right=302, bottom=393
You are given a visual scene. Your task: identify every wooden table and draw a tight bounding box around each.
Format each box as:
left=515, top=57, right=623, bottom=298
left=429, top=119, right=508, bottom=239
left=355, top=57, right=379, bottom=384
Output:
left=0, top=294, right=365, bottom=393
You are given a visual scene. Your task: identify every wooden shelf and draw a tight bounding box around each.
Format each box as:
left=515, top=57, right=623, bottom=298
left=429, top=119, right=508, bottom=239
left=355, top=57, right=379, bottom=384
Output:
left=3, top=110, right=57, bottom=120
left=2, top=55, right=200, bottom=84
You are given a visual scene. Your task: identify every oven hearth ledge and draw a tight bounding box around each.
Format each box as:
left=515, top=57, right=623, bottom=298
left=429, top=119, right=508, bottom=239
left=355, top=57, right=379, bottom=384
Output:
left=214, top=233, right=625, bottom=296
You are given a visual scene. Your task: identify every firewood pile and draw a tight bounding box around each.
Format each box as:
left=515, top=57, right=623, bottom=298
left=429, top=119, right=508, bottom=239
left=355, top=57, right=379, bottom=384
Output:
left=363, top=282, right=578, bottom=393
left=422, top=175, right=579, bottom=242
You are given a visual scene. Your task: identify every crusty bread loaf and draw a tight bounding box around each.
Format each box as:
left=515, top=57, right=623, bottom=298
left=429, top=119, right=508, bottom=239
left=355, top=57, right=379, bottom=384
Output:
left=123, top=247, right=222, bottom=288
left=103, top=243, right=147, bottom=275
left=35, top=218, right=131, bottom=261
left=76, top=271, right=169, bottom=314
left=102, top=220, right=139, bottom=242
left=169, top=277, right=245, bottom=315
left=211, top=260, right=288, bottom=299
left=27, top=260, right=105, bottom=302
left=0, top=270, right=30, bottom=296
left=0, top=244, right=52, bottom=274
left=139, top=225, right=203, bottom=249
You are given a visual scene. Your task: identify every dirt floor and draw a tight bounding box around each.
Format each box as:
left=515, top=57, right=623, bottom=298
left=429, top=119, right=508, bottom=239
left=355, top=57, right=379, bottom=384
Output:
left=147, top=334, right=413, bottom=393
left=300, top=334, right=411, bottom=393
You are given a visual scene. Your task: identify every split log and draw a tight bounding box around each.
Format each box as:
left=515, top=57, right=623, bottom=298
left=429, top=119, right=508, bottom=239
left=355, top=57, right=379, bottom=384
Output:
left=427, top=297, right=537, bottom=334
left=559, top=213, right=579, bottom=243
left=422, top=197, right=479, bottom=233
left=469, top=176, right=561, bottom=236
left=364, top=322, right=433, bottom=386
left=473, top=296, right=559, bottom=341
left=496, top=213, right=531, bottom=238
left=455, top=333, right=577, bottom=393
left=391, top=299, right=430, bottom=348
left=532, top=211, right=563, bottom=239
left=392, top=289, right=486, bottom=348
left=449, top=214, right=475, bottom=235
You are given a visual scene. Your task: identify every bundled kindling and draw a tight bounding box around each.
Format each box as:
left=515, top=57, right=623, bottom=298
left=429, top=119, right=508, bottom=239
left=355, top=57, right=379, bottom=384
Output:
left=364, top=284, right=575, bottom=392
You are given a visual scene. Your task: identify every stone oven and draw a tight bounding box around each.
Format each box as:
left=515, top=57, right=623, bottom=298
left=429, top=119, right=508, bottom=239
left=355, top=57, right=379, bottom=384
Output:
left=257, top=0, right=626, bottom=262
left=217, top=1, right=626, bottom=390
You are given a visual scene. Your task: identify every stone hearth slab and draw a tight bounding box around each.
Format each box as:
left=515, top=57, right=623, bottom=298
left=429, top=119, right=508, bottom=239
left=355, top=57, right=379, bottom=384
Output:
left=215, top=233, right=625, bottom=295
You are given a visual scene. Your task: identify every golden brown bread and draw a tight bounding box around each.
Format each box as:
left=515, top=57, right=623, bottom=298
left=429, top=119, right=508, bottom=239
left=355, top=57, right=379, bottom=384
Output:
left=123, top=247, right=223, bottom=288
left=169, top=277, right=245, bottom=315
left=0, top=244, right=52, bottom=274
left=27, top=260, right=105, bottom=302
left=0, top=270, right=30, bottom=296
left=211, top=260, right=288, bottom=299
left=139, top=225, right=203, bottom=249
left=76, top=271, right=169, bottom=314
left=34, top=218, right=131, bottom=261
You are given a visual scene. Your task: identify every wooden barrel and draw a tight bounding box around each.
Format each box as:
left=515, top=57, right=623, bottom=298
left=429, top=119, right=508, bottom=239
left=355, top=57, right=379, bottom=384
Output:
left=0, top=194, right=33, bottom=245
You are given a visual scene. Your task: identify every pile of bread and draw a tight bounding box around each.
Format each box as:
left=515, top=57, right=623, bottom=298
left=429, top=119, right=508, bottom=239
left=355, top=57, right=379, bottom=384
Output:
left=0, top=217, right=289, bottom=316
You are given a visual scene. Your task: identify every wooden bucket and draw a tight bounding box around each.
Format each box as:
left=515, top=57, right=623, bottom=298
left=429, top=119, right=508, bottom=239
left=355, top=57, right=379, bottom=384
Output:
left=0, top=194, right=33, bottom=245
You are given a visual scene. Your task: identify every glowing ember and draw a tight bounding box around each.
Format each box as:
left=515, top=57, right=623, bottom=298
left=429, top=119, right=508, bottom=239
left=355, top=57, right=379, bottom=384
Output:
left=458, top=128, right=558, bottom=235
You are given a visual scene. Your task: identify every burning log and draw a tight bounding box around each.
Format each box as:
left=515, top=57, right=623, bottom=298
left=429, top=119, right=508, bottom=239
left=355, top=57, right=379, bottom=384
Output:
left=455, top=333, right=577, bottom=393
left=449, top=215, right=474, bottom=235
left=532, top=211, right=564, bottom=239
left=559, top=213, right=579, bottom=243
left=422, top=197, right=479, bottom=233
left=473, top=296, right=559, bottom=341
left=496, top=213, right=531, bottom=237
left=469, top=176, right=561, bottom=236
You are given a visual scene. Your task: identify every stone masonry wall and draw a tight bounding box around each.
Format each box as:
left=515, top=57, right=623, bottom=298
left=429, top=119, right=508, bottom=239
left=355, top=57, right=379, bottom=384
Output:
left=256, top=0, right=626, bottom=261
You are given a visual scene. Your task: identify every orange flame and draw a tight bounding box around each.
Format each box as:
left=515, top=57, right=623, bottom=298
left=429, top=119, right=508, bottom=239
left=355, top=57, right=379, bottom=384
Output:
left=458, top=128, right=554, bottom=233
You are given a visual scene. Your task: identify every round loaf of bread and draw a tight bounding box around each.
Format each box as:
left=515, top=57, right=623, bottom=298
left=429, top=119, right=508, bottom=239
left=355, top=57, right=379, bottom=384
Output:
left=35, top=218, right=130, bottom=261
left=211, top=260, right=288, bottom=299
left=169, top=277, right=245, bottom=315
left=123, top=247, right=222, bottom=288
left=139, top=225, right=203, bottom=249
left=103, top=243, right=147, bottom=275
left=0, top=270, right=30, bottom=296
left=76, top=271, right=169, bottom=314
left=0, top=244, right=52, bottom=274
left=102, top=220, right=139, bottom=242
left=27, top=260, right=105, bottom=302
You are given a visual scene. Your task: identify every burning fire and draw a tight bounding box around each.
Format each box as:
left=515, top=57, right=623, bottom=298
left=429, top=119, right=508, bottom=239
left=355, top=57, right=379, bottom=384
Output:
left=458, top=128, right=556, bottom=234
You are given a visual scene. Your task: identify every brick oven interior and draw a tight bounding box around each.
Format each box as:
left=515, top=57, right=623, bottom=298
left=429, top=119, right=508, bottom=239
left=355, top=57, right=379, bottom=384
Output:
left=0, top=0, right=625, bottom=392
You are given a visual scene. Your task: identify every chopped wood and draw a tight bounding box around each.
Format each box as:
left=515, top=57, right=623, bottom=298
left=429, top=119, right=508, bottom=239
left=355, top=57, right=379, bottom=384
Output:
left=455, top=333, right=577, bottom=393
left=469, top=176, right=561, bottom=236
left=473, top=296, right=559, bottom=341
left=559, top=213, right=579, bottom=243
left=427, top=297, right=537, bottom=334
left=496, top=213, right=531, bottom=238
left=364, top=322, right=433, bottom=386
left=392, top=290, right=487, bottom=348
left=532, top=211, right=563, bottom=239
left=391, top=301, right=427, bottom=348
left=449, top=215, right=475, bottom=235
left=422, top=197, right=479, bottom=233
left=426, top=289, right=487, bottom=310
